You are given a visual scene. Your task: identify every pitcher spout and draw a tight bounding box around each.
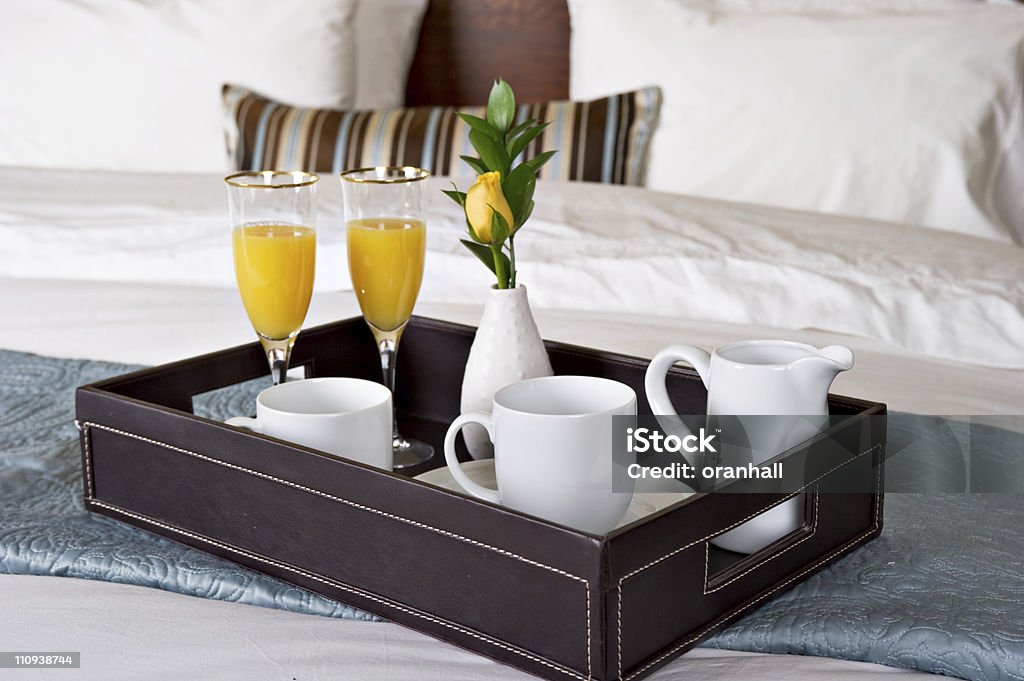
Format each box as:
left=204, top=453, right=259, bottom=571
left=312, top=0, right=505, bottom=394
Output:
left=791, top=345, right=854, bottom=403
left=817, top=345, right=855, bottom=372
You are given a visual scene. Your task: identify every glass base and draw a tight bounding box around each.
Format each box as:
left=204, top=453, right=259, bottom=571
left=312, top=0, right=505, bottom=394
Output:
left=392, top=436, right=434, bottom=470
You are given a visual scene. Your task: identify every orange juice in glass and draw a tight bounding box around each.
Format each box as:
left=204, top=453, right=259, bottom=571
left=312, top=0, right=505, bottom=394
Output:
left=347, top=217, right=426, bottom=334
left=225, top=171, right=319, bottom=385
left=341, top=166, right=432, bottom=469
left=233, top=222, right=316, bottom=340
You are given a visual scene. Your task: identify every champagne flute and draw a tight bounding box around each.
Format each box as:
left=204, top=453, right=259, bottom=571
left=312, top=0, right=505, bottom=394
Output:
left=341, top=166, right=432, bottom=469
left=226, top=170, right=318, bottom=385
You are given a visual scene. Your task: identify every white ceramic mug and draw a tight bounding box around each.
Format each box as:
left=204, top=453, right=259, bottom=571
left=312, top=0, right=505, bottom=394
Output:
left=443, top=375, right=637, bottom=534
left=227, top=377, right=393, bottom=470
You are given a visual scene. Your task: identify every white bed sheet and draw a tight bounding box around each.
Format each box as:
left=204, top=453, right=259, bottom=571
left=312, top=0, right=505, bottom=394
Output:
left=0, top=574, right=931, bottom=681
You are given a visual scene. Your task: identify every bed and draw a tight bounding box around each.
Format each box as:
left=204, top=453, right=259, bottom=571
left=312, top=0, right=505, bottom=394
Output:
left=1, top=1, right=1023, bottom=680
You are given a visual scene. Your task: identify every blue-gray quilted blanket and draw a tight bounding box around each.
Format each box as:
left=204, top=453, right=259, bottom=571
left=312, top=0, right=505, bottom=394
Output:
left=1, top=349, right=1022, bottom=680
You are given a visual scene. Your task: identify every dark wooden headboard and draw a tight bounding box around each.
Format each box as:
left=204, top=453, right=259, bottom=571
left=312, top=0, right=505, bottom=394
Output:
left=405, top=0, right=571, bottom=107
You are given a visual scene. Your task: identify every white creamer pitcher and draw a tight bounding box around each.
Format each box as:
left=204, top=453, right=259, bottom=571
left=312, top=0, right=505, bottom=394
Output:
left=645, top=340, right=854, bottom=554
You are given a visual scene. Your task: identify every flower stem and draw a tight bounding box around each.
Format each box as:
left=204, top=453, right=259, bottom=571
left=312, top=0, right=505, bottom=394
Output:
left=491, top=244, right=508, bottom=289
left=508, top=236, right=517, bottom=288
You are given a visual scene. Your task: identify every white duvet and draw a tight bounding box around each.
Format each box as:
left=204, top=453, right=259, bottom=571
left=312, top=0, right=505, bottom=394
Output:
left=1, top=167, right=1021, bottom=368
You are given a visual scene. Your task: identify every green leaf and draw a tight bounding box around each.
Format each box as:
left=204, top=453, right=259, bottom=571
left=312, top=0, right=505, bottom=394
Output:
left=524, top=149, right=557, bottom=174
left=442, top=189, right=466, bottom=207
left=507, top=118, right=537, bottom=140
left=461, top=239, right=498, bottom=274
left=507, top=121, right=550, bottom=161
left=456, top=112, right=501, bottom=141
left=459, top=155, right=489, bottom=176
left=489, top=207, right=511, bottom=245
left=520, top=199, right=535, bottom=226
left=501, top=164, right=535, bottom=228
left=486, top=79, right=516, bottom=133
left=469, top=129, right=510, bottom=176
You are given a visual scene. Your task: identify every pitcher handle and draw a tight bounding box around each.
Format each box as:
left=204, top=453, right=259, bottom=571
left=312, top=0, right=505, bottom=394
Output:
left=645, top=345, right=712, bottom=414
left=443, top=412, right=501, bottom=504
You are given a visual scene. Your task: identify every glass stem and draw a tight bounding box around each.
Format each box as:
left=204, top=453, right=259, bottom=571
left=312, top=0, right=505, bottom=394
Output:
left=375, top=328, right=403, bottom=442
left=260, top=337, right=293, bottom=385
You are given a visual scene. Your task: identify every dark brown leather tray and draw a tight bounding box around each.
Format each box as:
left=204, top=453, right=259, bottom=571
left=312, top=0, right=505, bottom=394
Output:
left=75, top=316, right=885, bottom=681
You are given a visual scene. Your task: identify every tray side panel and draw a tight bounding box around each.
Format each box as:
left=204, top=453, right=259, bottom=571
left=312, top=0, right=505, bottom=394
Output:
left=85, top=500, right=594, bottom=681
left=607, top=411, right=886, bottom=680
left=76, top=387, right=607, bottom=680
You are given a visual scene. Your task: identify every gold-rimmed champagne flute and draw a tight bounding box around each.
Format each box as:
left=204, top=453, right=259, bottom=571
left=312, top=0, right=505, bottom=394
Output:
left=341, top=166, right=432, bottom=469
left=226, top=170, right=318, bottom=385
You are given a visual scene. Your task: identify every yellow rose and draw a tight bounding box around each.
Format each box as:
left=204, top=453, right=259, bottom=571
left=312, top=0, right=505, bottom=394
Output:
left=465, top=171, right=515, bottom=244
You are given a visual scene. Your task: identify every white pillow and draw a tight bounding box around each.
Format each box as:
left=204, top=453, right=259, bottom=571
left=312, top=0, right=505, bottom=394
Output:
left=569, top=1, right=1024, bottom=243
left=0, top=0, right=357, bottom=173
left=354, top=0, right=429, bottom=109
left=694, top=0, right=980, bottom=11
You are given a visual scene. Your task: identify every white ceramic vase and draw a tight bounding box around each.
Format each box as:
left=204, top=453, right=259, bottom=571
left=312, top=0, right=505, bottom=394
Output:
left=460, top=285, right=553, bottom=459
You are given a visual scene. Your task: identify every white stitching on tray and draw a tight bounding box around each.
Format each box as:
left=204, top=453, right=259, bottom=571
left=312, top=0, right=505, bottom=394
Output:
left=80, top=421, right=593, bottom=679
left=616, top=444, right=882, bottom=680
left=872, top=445, right=883, bottom=530
left=585, top=589, right=591, bottom=678
left=82, top=422, right=94, bottom=499
left=702, top=491, right=820, bottom=595
left=87, top=498, right=587, bottom=681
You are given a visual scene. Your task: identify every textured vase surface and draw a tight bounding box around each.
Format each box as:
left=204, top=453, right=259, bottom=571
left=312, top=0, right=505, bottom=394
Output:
left=460, top=285, right=553, bottom=459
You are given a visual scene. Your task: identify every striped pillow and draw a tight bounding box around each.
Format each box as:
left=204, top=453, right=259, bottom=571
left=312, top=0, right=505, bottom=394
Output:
left=222, top=84, right=661, bottom=185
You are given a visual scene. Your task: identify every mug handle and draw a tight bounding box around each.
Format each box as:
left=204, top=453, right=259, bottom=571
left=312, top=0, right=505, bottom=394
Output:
left=443, top=412, right=500, bottom=504
left=226, top=416, right=262, bottom=433
left=645, top=345, right=712, bottom=414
